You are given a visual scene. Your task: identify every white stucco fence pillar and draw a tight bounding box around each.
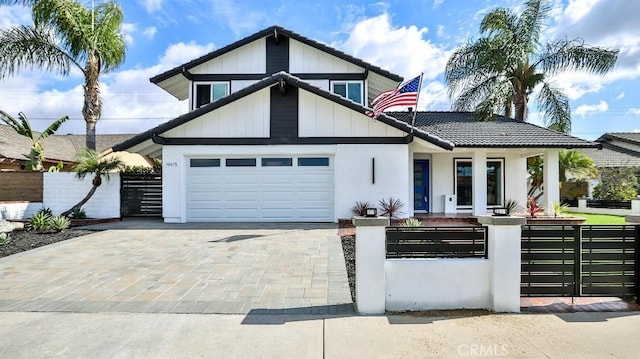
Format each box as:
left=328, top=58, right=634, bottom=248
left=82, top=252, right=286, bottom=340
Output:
left=632, top=198, right=640, bottom=214
left=353, top=216, right=389, bottom=315
left=543, top=149, right=560, bottom=216
left=578, top=197, right=588, bottom=211
left=478, top=216, right=525, bottom=312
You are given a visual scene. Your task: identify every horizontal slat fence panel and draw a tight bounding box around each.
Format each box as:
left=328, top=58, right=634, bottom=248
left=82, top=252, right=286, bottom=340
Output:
left=386, top=227, right=487, bottom=259
left=120, top=173, right=162, bottom=218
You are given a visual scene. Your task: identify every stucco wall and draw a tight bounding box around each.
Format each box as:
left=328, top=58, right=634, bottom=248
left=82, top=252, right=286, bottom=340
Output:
left=385, top=259, right=491, bottom=311
left=43, top=172, right=120, bottom=218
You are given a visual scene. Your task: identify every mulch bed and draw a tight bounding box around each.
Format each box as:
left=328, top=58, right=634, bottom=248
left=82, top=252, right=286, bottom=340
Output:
left=340, top=235, right=356, bottom=302
left=0, top=229, right=97, bottom=258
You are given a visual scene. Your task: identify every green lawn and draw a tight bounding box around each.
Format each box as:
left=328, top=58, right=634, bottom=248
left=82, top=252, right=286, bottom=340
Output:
left=569, top=212, right=627, bottom=225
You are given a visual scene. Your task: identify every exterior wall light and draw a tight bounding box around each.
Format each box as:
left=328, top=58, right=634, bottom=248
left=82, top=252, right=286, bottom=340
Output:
left=365, top=208, right=378, bottom=217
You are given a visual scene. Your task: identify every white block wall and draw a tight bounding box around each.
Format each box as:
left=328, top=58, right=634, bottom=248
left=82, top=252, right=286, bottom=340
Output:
left=43, top=172, right=120, bottom=218
left=0, top=202, right=43, bottom=220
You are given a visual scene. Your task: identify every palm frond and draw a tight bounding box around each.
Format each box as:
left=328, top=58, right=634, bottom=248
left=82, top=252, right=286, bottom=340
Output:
left=39, top=115, right=68, bottom=139
left=538, top=39, right=619, bottom=76
left=535, top=81, right=571, bottom=133
left=516, top=0, right=551, bottom=51
left=0, top=110, right=30, bottom=137
left=17, top=112, right=34, bottom=140
left=73, top=148, right=124, bottom=180
left=0, top=24, right=76, bottom=78
left=479, top=8, right=517, bottom=36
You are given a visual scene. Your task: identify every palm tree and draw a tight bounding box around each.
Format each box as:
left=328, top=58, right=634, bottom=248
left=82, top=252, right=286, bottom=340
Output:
left=61, top=148, right=124, bottom=217
left=528, top=150, right=596, bottom=199
left=445, top=0, right=618, bottom=133
left=0, top=110, right=68, bottom=170
left=0, top=0, right=126, bottom=150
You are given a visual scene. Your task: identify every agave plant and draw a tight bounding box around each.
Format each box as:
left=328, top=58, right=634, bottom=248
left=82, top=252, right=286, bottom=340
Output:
left=403, top=218, right=423, bottom=227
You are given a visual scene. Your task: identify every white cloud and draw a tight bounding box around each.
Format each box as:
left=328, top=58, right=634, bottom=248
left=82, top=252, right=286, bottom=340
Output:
left=574, top=101, right=608, bottom=116
left=209, top=0, right=268, bottom=36
left=339, top=13, right=451, bottom=80
left=433, top=0, right=444, bottom=9
left=626, top=108, right=640, bottom=115
left=121, top=23, right=137, bottom=45
left=418, top=81, right=451, bottom=111
left=0, top=5, right=31, bottom=27
left=436, top=25, right=445, bottom=38
left=616, top=92, right=625, bottom=100
left=0, top=42, right=215, bottom=134
left=139, top=0, right=163, bottom=13
left=142, top=26, right=157, bottom=40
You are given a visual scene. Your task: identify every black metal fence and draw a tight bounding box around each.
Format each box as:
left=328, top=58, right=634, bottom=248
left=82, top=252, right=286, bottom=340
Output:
left=521, top=225, right=639, bottom=297
left=120, top=173, right=162, bottom=218
left=587, top=199, right=631, bottom=209
left=386, top=226, right=487, bottom=259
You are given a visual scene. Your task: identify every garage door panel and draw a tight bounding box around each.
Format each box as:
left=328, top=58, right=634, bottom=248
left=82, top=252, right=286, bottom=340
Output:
left=187, top=156, right=334, bottom=222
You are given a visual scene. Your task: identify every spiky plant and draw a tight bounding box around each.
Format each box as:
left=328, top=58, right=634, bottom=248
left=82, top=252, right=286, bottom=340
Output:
left=350, top=201, right=372, bottom=217
left=379, top=197, right=405, bottom=219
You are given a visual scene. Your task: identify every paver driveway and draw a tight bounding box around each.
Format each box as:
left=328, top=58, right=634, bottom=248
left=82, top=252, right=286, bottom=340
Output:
left=0, top=223, right=353, bottom=315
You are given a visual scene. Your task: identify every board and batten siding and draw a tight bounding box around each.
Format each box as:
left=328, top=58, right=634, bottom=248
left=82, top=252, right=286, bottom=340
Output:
left=289, top=39, right=363, bottom=74
left=163, top=88, right=270, bottom=138
left=298, top=89, right=404, bottom=137
left=190, top=39, right=266, bottom=74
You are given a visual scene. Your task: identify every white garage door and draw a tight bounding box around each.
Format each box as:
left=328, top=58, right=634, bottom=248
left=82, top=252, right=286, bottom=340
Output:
left=186, top=156, right=334, bottom=222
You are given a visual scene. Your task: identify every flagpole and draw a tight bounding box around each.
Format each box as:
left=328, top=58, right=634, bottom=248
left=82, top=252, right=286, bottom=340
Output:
left=410, top=72, right=424, bottom=133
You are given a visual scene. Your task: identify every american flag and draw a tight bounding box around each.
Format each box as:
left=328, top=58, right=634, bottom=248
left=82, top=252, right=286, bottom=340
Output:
left=368, top=75, right=421, bottom=119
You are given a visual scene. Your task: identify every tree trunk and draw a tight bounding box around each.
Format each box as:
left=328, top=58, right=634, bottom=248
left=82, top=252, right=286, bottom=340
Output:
left=61, top=176, right=100, bottom=217
left=513, top=91, right=527, bottom=121
left=83, top=53, right=101, bottom=150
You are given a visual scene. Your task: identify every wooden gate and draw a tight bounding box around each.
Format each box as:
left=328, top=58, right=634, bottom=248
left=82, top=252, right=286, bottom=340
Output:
left=521, top=225, right=639, bottom=297
left=120, top=173, right=162, bottom=218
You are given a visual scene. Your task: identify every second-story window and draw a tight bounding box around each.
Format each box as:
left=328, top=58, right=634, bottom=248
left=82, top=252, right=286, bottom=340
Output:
left=194, top=82, right=229, bottom=108
left=331, top=81, right=363, bottom=105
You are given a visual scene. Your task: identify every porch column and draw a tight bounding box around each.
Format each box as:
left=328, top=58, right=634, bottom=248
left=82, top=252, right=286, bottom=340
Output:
left=472, top=149, right=487, bottom=216
left=543, top=149, right=560, bottom=216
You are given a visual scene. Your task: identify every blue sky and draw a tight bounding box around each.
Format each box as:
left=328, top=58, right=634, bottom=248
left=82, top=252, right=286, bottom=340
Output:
left=1, top=0, right=639, bottom=140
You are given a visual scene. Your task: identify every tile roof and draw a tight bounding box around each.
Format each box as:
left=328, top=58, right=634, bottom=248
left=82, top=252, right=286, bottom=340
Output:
left=150, top=25, right=403, bottom=85
left=0, top=125, right=135, bottom=163
left=596, top=132, right=640, bottom=146
left=580, top=143, right=640, bottom=167
left=387, top=112, right=599, bottom=148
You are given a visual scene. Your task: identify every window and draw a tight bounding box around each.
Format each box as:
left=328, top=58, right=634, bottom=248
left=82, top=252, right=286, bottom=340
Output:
left=298, top=157, right=330, bottom=167
left=454, top=159, right=504, bottom=207
left=190, top=158, right=220, bottom=167
left=194, top=82, right=229, bottom=108
left=331, top=81, right=363, bottom=104
left=262, top=158, right=292, bottom=167
left=226, top=158, right=256, bottom=167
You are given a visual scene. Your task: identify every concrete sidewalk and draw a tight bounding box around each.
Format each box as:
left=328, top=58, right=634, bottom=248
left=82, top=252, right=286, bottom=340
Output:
left=1, top=311, right=639, bottom=358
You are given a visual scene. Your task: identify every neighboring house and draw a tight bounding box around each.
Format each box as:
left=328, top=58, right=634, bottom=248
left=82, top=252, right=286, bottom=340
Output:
left=580, top=132, right=640, bottom=197
left=112, top=25, right=597, bottom=223
left=0, top=124, right=152, bottom=171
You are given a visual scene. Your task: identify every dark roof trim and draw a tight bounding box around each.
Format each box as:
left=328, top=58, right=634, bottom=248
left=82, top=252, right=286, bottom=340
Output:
left=597, top=133, right=640, bottom=147
left=150, top=25, right=403, bottom=85
left=151, top=134, right=411, bottom=145
left=457, top=143, right=601, bottom=149
left=114, top=72, right=454, bottom=152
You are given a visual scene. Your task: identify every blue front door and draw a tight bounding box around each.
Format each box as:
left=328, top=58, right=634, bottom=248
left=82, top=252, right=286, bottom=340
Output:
left=414, top=160, right=429, bottom=212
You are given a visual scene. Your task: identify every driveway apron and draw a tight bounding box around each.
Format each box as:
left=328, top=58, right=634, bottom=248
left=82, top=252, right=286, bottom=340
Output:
left=0, top=224, right=353, bottom=315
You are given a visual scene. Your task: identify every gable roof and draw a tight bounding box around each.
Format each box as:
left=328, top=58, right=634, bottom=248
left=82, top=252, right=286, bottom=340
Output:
left=150, top=25, right=404, bottom=85
left=580, top=142, right=640, bottom=167
left=113, top=71, right=454, bottom=152
left=388, top=112, right=599, bottom=148
left=596, top=132, right=640, bottom=147
left=0, top=125, right=134, bottom=163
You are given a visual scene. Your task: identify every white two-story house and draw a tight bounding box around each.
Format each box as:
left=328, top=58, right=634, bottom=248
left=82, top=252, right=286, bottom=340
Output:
left=113, top=25, right=597, bottom=223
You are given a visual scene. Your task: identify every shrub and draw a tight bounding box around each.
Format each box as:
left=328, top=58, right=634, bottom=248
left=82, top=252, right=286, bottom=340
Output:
left=35, top=207, right=53, bottom=217
left=504, top=199, right=521, bottom=215
left=0, top=232, right=10, bottom=245
left=350, top=201, right=372, bottom=217
left=403, top=218, right=423, bottom=227
left=70, top=207, right=87, bottom=219
left=526, top=197, right=544, bottom=218
left=593, top=167, right=638, bottom=201
left=379, top=197, right=405, bottom=219
left=48, top=215, right=70, bottom=232
left=27, top=211, right=51, bottom=231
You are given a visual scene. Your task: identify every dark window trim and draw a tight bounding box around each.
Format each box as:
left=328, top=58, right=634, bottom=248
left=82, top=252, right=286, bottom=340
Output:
left=152, top=135, right=411, bottom=145
left=225, top=158, right=257, bottom=167
left=298, top=157, right=330, bottom=167
left=261, top=158, right=293, bottom=167
left=190, top=158, right=221, bottom=167
left=453, top=157, right=506, bottom=208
